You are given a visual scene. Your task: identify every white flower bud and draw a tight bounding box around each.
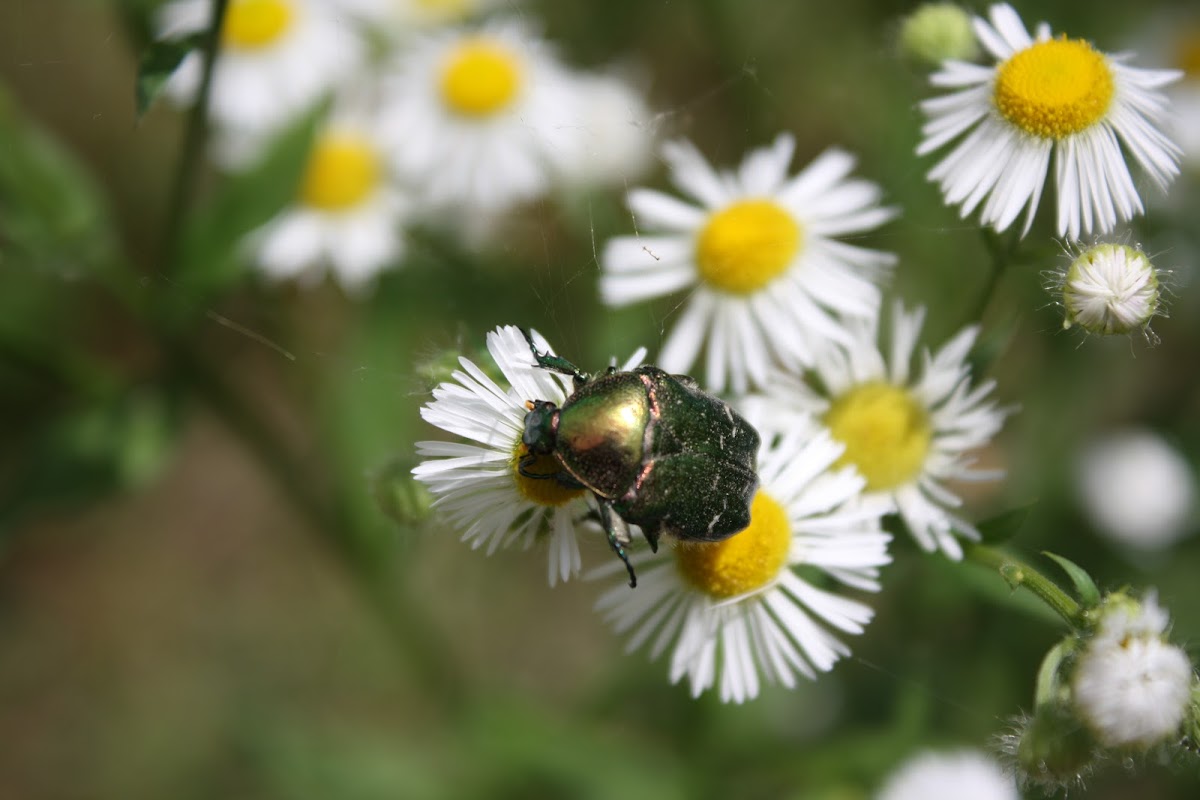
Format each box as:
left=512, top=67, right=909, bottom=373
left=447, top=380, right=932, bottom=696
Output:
left=1056, top=243, right=1163, bottom=337
left=877, top=750, right=1017, bottom=800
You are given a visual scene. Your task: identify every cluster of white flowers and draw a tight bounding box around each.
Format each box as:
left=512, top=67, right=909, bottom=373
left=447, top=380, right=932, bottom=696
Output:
left=156, top=0, right=659, bottom=291
left=406, top=4, right=1199, bottom=707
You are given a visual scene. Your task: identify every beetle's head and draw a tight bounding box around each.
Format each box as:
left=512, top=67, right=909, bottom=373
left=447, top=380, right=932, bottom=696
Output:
left=522, top=400, right=559, bottom=455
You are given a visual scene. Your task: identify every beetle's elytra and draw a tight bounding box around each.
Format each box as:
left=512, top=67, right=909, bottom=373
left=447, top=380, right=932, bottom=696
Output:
left=519, top=331, right=760, bottom=587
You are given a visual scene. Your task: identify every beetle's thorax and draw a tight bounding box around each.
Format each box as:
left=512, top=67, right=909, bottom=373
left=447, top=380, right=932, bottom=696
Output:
left=522, top=400, right=560, bottom=455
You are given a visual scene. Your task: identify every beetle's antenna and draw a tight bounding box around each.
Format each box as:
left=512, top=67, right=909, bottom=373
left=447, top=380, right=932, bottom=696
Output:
left=520, top=328, right=591, bottom=387
left=517, top=453, right=554, bottom=480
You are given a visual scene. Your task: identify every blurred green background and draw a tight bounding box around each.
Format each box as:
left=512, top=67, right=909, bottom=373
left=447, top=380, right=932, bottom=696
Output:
left=3, top=1, right=1200, bottom=798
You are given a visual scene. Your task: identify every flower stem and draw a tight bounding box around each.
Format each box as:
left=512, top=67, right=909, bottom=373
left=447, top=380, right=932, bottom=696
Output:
left=962, top=227, right=1022, bottom=327
left=964, top=542, right=1082, bottom=626
left=160, top=0, right=229, bottom=271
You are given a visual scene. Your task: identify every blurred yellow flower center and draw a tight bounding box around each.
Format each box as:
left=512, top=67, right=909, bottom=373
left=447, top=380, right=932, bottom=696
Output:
left=222, top=0, right=294, bottom=50
left=299, top=133, right=382, bottom=211
left=696, top=200, right=801, bottom=295
left=675, top=491, right=790, bottom=598
left=824, top=382, right=932, bottom=491
left=510, top=443, right=585, bottom=507
left=439, top=39, right=523, bottom=117
left=994, top=37, right=1114, bottom=139
left=1175, top=30, right=1200, bottom=77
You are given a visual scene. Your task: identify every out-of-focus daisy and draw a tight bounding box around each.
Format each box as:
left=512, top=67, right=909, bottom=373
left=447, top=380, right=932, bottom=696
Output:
left=1048, top=242, right=1164, bottom=338
left=917, top=3, right=1181, bottom=239
left=413, top=326, right=644, bottom=586
left=252, top=111, right=409, bottom=291
left=1072, top=591, right=1194, bottom=750
left=545, top=71, right=658, bottom=190
left=356, top=0, right=510, bottom=34
left=1075, top=428, right=1196, bottom=552
left=601, top=134, right=897, bottom=394
left=156, top=0, right=367, bottom=137
left=876, top=750, right=1018, bottom=800
left=594, top=415, right=892, bottom=704
left=380, top=19, right=582, bottom=213
left=763, top=303, right=1009, bottom=559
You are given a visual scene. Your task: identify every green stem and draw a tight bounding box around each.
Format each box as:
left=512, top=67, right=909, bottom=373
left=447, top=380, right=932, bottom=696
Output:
left=964, top=542, right=1082, bottom=626
left=175, top=341, right=469, bottom=714
left=160, top=0, right=229, bottom=271
left=962, top=227, right=1022, bottom=327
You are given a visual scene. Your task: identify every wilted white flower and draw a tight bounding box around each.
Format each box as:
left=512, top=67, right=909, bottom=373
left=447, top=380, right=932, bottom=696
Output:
left=1073, top=592, right=1194, bottom=749
left=917, top=3, right=1181, bottom=238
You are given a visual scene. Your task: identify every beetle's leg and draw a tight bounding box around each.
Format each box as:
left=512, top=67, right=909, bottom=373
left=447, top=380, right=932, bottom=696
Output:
left=597, top=499, right=638, bottom=588
left=521, top=328, right=591, bottom=389
left=642, top=524, right=661, bottom=554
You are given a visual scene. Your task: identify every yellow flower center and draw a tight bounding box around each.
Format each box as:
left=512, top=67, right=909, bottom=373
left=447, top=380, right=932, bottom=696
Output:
left=824, top=382, right=932, bottom=492
left=675, top=491, right=791, bottom=599
left=439, top=39, right=523, bottom=117
left=510, top=443, right=586, bottom=507
left=299, top=133, right=383, bottom=212
left=695, top=200, right=802, bottom=295
left=1175, top=30, right=1200, bottom=78
left=222, top=0, right=294, bottom=50
left=993, top=37, right=1115, bottom=139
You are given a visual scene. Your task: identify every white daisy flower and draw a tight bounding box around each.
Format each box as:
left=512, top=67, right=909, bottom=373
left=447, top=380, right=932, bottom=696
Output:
left=594, top=415, right=892, bottom=704
left=379, top=19, right=582, bottom=213
left=762, top=302, right=1010, bottom=559
left=544, top=71, right=658, bottom=190
left=876, top=750, right=1018, bottom=800
left=413, top=326, right=643, bottom=586
left=252, top=110, right=410, bottom=292
left=353, top=0, right=512, bottom=33
left=601, top=134, right=897, bottom=394
left=156, top=0, right=368, bottom=138
left=1075, top=428, right=1196, bottom=552
left=1072, top=592, right=1194, bottom=750
left=917, top=3, right=1182, bottom=239
left=1049, top=242, right=1164, bottom=337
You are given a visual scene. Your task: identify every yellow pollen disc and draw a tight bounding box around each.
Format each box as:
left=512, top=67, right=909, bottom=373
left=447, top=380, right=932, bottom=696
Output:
left=824, top=382, right=932, bottom=492
left=439, top=39, right=523, bottom=117
left=510, top=443, right=585, bottom=507
left=675, top=491, right=791, bottom=599
left=695, top=200, right=802, bottom=295
left=299, top=133, right=383, bottom=212
left=993, top=37, right=1115, bottom=139
left=222, top=0, right=294, bottom=50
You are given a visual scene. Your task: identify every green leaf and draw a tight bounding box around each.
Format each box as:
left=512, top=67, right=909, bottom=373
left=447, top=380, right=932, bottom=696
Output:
left=976, top=503, right=1034, bottom=545
left=172, top=102, right=325, bottom=307
left=1042, top=551, right=1102, bottom=608
left=0, top=84, right=114, bottom=275
left=135, top=34, right=202, bottom=119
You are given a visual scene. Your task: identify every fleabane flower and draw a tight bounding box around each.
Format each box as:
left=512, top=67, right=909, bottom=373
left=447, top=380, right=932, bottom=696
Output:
left=1072, top=592, right=1194, bottom=750
left=156, top=0, right=367, bottom=140
left=252, top=111, right=409, bottom=291
left=413, top=326, right=643, bottom=586
left=876, top=750, right=1018, bottom=800
left=1049, top=242, right=1164, bottom=338
left=601, top=134, right=897, bottom=394
left=917, top=3, right=1182, bottom=239
left=594, top=415, right=892, bottom=704
left=380, top=20, right=582, bottom=214
left=763, top=303, right=1010, bottom=559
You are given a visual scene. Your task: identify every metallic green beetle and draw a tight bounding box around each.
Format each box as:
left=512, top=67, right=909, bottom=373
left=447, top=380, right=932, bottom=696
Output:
left=519, top=332, right=760, bottom=588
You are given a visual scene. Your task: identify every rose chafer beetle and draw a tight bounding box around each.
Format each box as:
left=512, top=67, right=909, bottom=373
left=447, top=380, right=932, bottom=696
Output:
left=519, top=331, right=760, bottom=587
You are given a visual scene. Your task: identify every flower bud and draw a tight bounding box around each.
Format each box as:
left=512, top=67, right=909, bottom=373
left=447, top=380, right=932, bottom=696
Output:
left=1056, top=243, right=1163, bottom=337
left=898, top=4, right=979, bottom=67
